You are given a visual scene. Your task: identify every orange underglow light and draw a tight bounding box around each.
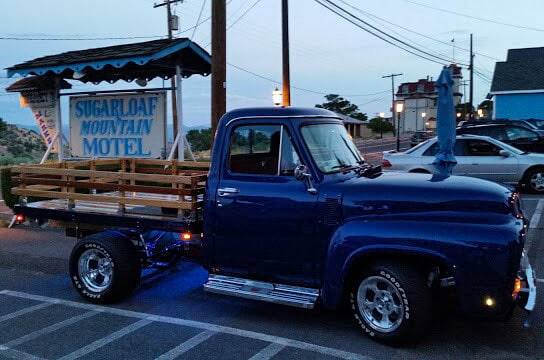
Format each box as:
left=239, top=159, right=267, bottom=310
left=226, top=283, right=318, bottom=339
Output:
left=180, top=232, right=192, bottom=241
left=512, top=278, right=522, bottom=299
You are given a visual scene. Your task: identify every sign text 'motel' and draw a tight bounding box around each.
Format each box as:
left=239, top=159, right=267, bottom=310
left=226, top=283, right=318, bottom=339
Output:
left=70, top=92, right=166, bottom=158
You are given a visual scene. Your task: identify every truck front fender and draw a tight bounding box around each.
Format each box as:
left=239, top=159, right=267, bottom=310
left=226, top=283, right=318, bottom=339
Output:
left=319, top=215, right=517, bottom=309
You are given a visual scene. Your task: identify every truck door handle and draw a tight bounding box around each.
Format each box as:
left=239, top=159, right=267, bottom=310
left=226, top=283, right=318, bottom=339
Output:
left=217, top=187, right=239, bottom=196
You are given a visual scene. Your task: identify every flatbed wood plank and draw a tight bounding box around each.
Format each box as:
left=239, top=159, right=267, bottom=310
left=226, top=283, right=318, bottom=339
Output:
left=12, top=188, right=198, bottom=210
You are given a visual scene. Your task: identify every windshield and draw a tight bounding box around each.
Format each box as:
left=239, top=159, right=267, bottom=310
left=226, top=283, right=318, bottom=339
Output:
left=301, top=123, right=363, bottom=173
left=495, top=139, right=526, bottom=155
left=527, top=119, right=544, bottom=129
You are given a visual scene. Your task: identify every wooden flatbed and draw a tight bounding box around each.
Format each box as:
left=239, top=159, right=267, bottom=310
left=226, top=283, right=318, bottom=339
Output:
left=10, top=159, right=210, bottom=232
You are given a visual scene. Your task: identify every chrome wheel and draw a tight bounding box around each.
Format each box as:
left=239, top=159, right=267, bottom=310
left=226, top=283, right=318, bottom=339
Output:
left=78, top=249, right=113, bottom=292
left=530, top=172, right=544, bottom=192
left=357, top=276, right=404, bottom=333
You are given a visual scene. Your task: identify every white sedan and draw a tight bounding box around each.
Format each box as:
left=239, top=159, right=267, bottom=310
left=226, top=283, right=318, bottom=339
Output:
left=382, top=134, right=544, bottom=193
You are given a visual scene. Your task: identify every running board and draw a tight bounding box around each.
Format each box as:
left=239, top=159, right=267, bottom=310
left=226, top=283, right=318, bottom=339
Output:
left=203, top=275, right=319, bottom=309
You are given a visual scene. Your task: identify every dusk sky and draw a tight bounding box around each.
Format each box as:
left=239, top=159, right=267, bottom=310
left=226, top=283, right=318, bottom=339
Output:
left=1, top=0, right=543, bottom=129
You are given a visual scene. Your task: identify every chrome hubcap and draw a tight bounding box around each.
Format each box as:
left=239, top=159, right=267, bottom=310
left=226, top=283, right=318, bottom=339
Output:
left=530, top=172, right=544, bottom=191
left=78, top=249, right=113, bottom=292
left=357, top=276, right=404, bottom=333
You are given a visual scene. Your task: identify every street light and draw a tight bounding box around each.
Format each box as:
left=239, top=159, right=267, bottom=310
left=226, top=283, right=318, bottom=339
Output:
left=272, top=88, right=282, bottom=107
left=395, top=101, right=404, bottom=152
left=379, top=112, right=385, bottom=118
left=420, top=112, right=426, bottom=132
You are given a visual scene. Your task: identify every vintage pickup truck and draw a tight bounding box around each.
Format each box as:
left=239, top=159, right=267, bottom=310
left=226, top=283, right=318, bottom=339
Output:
left=8, top=107, right=536, bottom=344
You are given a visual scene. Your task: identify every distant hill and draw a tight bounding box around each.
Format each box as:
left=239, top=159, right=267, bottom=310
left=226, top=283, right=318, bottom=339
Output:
left=0, top=120, right=46, bottom=165
left=14, top=123, right=210, bottom=143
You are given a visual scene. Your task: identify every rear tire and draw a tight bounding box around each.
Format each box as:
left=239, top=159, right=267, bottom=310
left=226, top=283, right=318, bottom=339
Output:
left=349, top=262, right=432, bottom=344
left=69, top=232, right=141, bottom=304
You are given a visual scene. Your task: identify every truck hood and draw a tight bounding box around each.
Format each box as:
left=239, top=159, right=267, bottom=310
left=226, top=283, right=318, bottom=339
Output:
left=331, top=171, right=515, bottom=221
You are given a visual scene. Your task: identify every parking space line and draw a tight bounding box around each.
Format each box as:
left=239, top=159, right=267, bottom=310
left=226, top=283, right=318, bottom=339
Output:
left=0, top=302, right=54, bottom=324
left=0, top=345, right=45, bottom=360
left=57, top=318, right=152, bottom=360
left=2, top=311, right=98, bottom=348
left=248, top=343, right=286, bottom=360
left=525, top=199, right=544, bottom=254
left=0, top=290, right=372, bottom=360
left=154, top=330, right=217, bottom=360
left=529, top=199, right=544, bottom=229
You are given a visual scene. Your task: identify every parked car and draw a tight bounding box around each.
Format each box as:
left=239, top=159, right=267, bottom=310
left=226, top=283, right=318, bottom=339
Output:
left=457, top=123, right=544, bottom=153
left=458, top=119, right=540, bottom=131
left=383, top=134, right=544, bottom=193
left=410, top=130, right=433, bottom=147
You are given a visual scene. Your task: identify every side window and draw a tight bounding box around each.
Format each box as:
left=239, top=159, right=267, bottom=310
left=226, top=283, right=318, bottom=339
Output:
left=465, top=140, right=501, bottom=156
left=423, top=142, right=438, bottom=156
left=423, top=141, right=465, bottom=156
left=229, top=125, right=281, bottom=175
left=454, top=140, right=466, bottom=156
left=506, top=126, right=538, bottom=141
left=489, top=126, right=508, bottom=141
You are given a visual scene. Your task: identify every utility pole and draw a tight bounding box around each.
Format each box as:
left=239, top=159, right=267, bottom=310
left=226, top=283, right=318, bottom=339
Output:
left=382, top=73, right=403, bottom=149
left=469, top=33, right=474, bottom=121
left=281, top=0, right=291, bottom=106
left=211, top=0, right=227, bottom=139
left=154, top=0, right=183, bottom=155
left=461, top=80, right=469, bottom=119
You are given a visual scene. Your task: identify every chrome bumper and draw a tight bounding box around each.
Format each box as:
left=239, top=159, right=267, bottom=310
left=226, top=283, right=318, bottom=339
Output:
left=518, top=253, right=536, bottom=312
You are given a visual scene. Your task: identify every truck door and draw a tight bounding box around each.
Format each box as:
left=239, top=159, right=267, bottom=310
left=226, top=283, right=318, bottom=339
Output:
left=213, top=123, right=319, bottom=287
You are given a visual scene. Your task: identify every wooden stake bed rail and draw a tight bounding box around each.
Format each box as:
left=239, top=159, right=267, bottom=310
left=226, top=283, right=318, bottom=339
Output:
left=11, top=159, right=210, bottom=219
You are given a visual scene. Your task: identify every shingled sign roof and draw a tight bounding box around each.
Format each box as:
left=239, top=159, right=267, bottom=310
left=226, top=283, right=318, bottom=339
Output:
left=5, top=38, right=211, bottom=83
left=491, top=47, right=544, bottom=93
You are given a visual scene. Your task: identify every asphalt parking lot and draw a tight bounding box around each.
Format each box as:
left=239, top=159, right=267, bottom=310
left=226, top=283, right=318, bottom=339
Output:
left=0, top=196, right=542, bottom=360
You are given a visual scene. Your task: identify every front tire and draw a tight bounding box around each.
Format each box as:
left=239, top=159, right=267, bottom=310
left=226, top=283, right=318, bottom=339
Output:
left=69, top=232, right=141, bottom=304
left=349, top=262, right=432, bottom=344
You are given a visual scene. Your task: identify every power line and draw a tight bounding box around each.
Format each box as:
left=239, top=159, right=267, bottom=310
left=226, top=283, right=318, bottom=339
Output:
left=0, top=35, right=166, bottom=41
left=321, top=0, right=467, bottom=66
left=404, top=0, right=544, bottom=33
left=191, top=0, right=208, bottom=39
left=313, top=0, right=465, bottom=67
left=227, top=0, right=264, bottom=30
left=228, top=62, right=389, bottom=97
left=336, top=0, right=501, bottom=62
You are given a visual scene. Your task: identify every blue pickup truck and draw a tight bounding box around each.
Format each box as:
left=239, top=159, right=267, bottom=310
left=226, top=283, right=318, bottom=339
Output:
left=11, top=107, right=536, bottom=344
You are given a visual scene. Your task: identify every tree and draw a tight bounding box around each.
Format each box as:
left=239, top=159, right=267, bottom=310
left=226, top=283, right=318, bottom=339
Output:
left=367, top=117, right=395, bottom=138
left=316, top=94, right=368, bottom=121
left=455, top=102, right=475, bottom=121
left=478, top=100, right=493, bottom=119
left=186, top=128, right=213, bottom=152
left=0, top=118, right=7, bottom=133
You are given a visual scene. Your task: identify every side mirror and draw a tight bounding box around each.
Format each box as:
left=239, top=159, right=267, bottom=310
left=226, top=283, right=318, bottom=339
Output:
left=499, top=150, right=511, bottom=157
left=294, top=165, right=318, bottom=195
left=294, top=164, right=310, bottom=181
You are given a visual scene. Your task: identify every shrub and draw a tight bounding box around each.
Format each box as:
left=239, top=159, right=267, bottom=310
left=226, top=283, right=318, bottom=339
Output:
left=0, top=167, right=17, bottom=209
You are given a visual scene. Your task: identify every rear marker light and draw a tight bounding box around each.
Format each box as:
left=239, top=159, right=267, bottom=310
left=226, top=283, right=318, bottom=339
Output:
left=15, top=214, right=25, bottom=223
left=180, top=232, right=192, bottom=241
left=382, top=159, right=392, bottom=168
